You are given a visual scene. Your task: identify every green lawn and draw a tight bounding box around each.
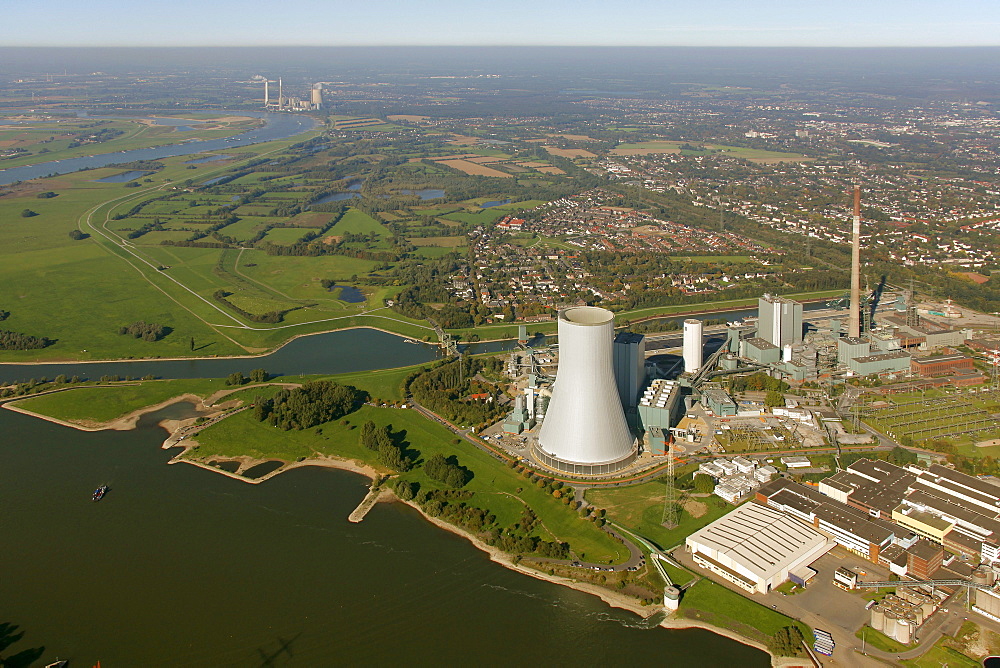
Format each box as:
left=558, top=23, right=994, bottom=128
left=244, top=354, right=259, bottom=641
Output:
left=10, top=378, right=227, bottom=424
left=679, top=579, right=809, bottom=647
left=330, top=208, right=388, bottom=237
left=901, top=641, right=978, bottom=668
left=856, top=626, right=911, bottom=653
left=587, top=481, right=733, bottom=549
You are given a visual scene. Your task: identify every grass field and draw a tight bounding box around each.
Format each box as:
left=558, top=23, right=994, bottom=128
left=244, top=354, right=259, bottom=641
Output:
left=679, top=579, right=809, bottom=648
left=586, top=481, right=733, bottom=550
left=10, top=378, right=227, bottom=424
left=611, top=141, right=809, bottom=162
left=329, top=208, right=388, bottom=237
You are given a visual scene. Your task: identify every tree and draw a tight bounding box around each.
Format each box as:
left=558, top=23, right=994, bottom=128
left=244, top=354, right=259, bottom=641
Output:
left=68, top=229, right=88, bottom=240
left=765, top=390, right=785, bottom=407
left=249, top=368, right=269, bottom=383
left=693, top=474, right=715, bottom=494
left=20, top=209, right=37, bottom=218
left=226, top=371, right=246, bottom=386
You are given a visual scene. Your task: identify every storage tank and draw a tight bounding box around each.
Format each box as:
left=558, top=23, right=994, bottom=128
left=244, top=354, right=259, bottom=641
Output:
left=921, top=599, right=935, bottom=617
left=896, top=619, right=912, bottom=644
left=536, top=307, right=636, bottom=475
left=973, top=566, right=995, bottom=587
left=884, top=611, right=898, bottom=639
left=870, top=605, right=885, bottom=632
left=912, top=607, right=924, bottom=625
left=683, top=319, right=704, bottom=373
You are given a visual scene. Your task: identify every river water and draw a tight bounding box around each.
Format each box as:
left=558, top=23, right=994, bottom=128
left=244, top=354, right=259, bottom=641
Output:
left=0, top=406, right=769, bottom=666
left=0, top=301, right=834, bottom=384
left=0, top=111, right=317, bottom=186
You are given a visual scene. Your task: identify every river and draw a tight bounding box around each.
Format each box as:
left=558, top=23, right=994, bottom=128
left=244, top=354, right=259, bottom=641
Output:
left=0, top=111, right=318, bottom=186
left=0, top=301, right=835, bottom=384
left=0, top=405, right=769, bottom=666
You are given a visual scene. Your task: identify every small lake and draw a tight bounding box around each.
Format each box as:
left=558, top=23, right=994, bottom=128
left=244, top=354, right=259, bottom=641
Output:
left=347, top=181, right=363, bottom=191
left=92, top=170, right=151, bottom=183
left=400, top=188, right=445, bottom=200
left=481, top=199, right=511, bottom=208
left=311, top=192, right=361, bottom=205
left=327, top=285, right=366, bottom=303
left=200, top=175, right=229, bottom=185
left=183, top=154, right=232, bottom=164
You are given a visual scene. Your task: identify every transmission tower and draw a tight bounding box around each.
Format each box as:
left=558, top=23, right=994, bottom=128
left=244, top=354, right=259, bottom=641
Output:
left=661, top=444, right=679, bottom=528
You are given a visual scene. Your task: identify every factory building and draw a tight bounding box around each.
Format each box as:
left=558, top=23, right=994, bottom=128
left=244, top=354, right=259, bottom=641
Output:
left=701, top=387, right=737, bottom=416
left=892, top=464, right=1000, bottom=564
left=534, top=307, right=637, bottom=475
left=757, top=294, right=803, bottom=348
left=911, top=353, right=975, bottom=377
left=685, top=502, right=833, bottom=594
left=613, top=332, right=646, bottom=408
left=757, top=478, right=900, bottom=563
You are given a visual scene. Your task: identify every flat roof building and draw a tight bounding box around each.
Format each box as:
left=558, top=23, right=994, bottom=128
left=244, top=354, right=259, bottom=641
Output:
left=686, top=502, right=833, bottom=594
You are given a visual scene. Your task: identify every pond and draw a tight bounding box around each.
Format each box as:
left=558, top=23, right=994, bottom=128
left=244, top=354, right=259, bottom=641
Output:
left=399, top=188, right=445, bottom=200
left=327, top=285, right=367, bottom=303
left=481, top=199, right=512, bottom=208
left=92, top=170, right=151, bottom=183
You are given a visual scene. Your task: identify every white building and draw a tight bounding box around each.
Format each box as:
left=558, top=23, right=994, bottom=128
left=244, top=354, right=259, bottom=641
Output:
left=686, top=502, right=834, bottom=594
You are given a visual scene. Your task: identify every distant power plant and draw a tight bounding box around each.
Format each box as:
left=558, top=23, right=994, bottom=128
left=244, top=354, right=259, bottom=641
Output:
left=259, top=76, right=322, bottom=111
left=534, top=307, right=638, bottom=475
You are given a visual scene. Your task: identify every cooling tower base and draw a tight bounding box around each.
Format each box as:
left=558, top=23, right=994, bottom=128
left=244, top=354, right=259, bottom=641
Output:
left=531, top=442, right=638, bottom=477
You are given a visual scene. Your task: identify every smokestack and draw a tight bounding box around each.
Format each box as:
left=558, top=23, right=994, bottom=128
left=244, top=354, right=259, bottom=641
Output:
left=278, top=78, right=283, bottom=107
left=264, top=80, right=269, bottom=106
left=849, top=185, right=862, bottom=339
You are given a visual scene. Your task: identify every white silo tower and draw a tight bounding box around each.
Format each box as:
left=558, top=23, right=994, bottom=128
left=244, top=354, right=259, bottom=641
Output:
left=683, top=319, right=703, bottom=373
left=535, top=307, right=636, bottom=475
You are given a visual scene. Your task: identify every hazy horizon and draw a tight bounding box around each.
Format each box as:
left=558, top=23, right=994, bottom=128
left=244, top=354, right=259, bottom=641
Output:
left=4, top=0, right=1000, bottom=48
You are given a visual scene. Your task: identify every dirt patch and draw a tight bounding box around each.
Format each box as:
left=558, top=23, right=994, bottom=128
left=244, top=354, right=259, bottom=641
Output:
left=387, top=114, right=429, bottom=122
left=544, top=147, right=595, bottom=158
left=0, top=178, right=72, bottom=199
left=436, top=159, right=512, bottom=178
left=683, top=499, right=708, bottom=518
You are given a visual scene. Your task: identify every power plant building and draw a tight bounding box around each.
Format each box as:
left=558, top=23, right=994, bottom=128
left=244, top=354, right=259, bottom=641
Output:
left=535, top=307, right=637, bottom=475
left=637, top=378, right=682, bottom=430
left=613, top=332, right=646, bottom=408
left=758, top=294, right=803, bottom=348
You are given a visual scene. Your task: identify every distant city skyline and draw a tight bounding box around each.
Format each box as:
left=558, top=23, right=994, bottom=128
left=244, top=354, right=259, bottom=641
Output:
left=5, top=0, right=1000, bottom=47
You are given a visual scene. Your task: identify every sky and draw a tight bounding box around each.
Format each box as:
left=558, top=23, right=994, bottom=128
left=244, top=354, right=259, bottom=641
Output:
left=4, top=0, right=1000, bottom=47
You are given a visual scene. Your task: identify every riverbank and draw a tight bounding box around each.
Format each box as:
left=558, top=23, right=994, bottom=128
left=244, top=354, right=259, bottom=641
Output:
left=2, top=392, right=210, bottom=432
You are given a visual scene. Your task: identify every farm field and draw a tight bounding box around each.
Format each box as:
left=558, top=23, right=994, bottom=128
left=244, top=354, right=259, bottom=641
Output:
left=610, top=140, right=809, bottom=162
left=435, top=159, right=513, bottom=177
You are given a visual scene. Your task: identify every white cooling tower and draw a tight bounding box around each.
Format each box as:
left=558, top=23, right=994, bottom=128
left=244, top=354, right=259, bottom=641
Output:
left=683, top=319, right=703, bottom=373
left=535, top=307, right=636, bottom=475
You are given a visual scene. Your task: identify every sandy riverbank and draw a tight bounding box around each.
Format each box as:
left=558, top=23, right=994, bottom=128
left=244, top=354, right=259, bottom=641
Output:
left=3, top=393, right=210, bottom=432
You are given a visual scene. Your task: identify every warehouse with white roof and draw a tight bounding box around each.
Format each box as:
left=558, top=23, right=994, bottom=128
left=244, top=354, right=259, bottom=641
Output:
left=685, top=502, right=834, bottom=594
